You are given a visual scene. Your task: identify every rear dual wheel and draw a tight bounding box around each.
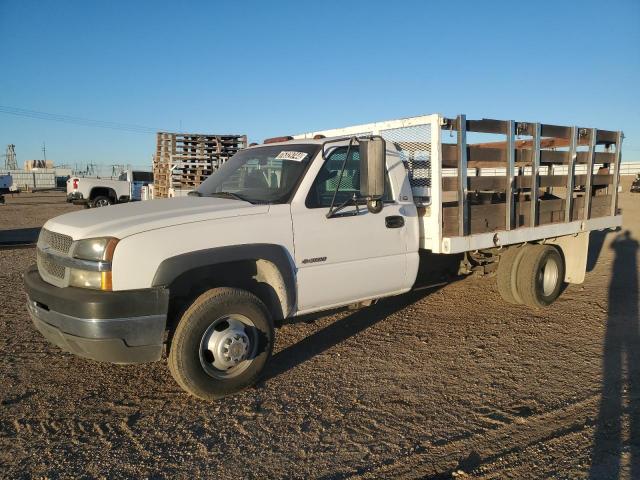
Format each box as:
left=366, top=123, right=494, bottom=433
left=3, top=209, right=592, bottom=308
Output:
left=497, top=244, right=565, bottom=308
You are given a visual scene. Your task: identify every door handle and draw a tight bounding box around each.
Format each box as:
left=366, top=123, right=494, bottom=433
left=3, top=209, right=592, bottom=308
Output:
left=385, top=215, right=404, bottom=228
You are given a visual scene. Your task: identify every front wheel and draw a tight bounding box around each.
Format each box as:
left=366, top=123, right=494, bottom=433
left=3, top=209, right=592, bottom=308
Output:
left=168, top=287, right=274, bottom=401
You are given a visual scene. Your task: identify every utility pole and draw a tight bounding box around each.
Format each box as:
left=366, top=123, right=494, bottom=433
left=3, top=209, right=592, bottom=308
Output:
left=42, top=142, right=47, bottom=162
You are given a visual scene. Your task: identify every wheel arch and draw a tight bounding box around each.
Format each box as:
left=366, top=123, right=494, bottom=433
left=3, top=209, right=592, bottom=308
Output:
left=152, top=244, right=296, bottom=324
left=89, top=186, right=117, bottom=201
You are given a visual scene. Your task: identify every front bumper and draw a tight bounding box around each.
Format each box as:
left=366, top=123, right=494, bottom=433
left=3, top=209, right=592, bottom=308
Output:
left=23, top=265, right=169, bottom=364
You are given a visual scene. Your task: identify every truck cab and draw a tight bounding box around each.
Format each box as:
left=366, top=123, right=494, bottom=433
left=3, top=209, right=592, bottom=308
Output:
left=26, top=137, right=417, bottom=399
left=118, top=170, right=154, bottom=201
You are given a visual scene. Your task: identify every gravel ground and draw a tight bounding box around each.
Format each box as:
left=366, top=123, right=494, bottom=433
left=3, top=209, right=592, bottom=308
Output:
left=0, top=188, right=638, bottom=479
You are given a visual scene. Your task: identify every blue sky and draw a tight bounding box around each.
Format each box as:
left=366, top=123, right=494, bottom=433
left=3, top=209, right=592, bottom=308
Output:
left=1, top=0, right=639, bottom=168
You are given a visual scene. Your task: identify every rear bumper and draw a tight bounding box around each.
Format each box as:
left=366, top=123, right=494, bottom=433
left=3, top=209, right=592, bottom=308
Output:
left=66, top=191, right=86, bottom=204
left=23, top=265, right=169, bottom=364
left=66, top=191, right=83, bottom=200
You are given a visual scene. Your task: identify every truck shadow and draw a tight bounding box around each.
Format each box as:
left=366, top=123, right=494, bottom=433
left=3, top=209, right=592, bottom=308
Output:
left=262, top=287, right=439, bottom=383
left=589, top=230, right=640, bottom=479
left=263, top=252, right=464, bottom=384
left=587, top=228, right=618, bottom=272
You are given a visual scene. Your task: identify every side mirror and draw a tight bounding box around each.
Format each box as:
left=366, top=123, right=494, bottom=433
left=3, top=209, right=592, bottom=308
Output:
left=359, top=137, right=386, bottom=213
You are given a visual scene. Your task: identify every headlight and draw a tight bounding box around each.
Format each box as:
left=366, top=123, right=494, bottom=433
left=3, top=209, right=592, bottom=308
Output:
left=72, top=237, right=118, bottom=261
left=69, top=237, right=118, bottom=290
left=69, top=269, right=103, bottom=289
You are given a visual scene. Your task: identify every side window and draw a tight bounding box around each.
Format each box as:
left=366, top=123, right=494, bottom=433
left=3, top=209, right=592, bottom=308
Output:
left=305, top=146, right=392, bottom=208
left=132, top=171, right=153, bottom=182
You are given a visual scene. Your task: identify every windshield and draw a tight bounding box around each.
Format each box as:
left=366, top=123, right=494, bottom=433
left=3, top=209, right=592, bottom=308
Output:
left=196, top=144, right=320, bottom=204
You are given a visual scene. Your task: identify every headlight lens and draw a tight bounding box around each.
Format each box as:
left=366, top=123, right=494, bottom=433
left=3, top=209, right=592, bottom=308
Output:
left=69, top=237, right=118, bottom=290
left=73, top=237, right=118, bottom=261
left=69, top=268, right=103, bottom=289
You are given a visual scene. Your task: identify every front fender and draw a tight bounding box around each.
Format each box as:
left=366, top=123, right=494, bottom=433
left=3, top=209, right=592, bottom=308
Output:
left=151, top=244, right=297, bottom=317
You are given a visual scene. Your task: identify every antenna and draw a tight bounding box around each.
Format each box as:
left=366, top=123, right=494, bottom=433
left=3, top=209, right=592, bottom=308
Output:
left=42, top=142, right=47, bottom=162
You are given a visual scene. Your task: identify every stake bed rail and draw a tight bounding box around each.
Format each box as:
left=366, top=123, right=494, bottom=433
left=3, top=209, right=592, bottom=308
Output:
left=295, top=114, right=623, bottom=253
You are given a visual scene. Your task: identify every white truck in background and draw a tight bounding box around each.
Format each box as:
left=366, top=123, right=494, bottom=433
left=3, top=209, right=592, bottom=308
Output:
left=25, top=114, right=623, bottom=401
left=66, top=169, right=153, bottom=207
left=0, top=173, right=13, bottom=204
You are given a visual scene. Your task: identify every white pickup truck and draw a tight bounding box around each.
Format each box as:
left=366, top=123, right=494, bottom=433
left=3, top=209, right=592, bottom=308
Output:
left=0, top=173, right=12, bottom=204
left=66, top=170, right=153, bottom=207
left=24, top=114, right=624, bottom=400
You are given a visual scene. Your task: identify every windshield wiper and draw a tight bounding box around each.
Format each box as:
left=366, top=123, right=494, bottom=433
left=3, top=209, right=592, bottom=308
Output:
left=207, top=191, right=253, bottom=203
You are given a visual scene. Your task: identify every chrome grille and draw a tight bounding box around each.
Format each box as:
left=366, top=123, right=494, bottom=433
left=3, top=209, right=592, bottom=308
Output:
left=37, top=250, right=65, bottom=279
left=37, top=228, right=72, bottom=286
left=40, top=228, right=73, bottom=254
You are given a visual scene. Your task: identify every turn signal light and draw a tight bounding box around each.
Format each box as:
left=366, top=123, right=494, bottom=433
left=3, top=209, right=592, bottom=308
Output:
left=101, top=271, right=113, bottom=291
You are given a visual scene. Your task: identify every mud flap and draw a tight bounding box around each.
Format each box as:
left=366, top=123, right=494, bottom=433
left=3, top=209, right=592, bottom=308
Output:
left=546, top=232, right=589, bottom=284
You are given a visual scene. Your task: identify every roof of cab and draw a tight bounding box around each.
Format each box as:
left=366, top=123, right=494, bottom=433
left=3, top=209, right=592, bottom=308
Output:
left=247, top=137, right=346, bottom=148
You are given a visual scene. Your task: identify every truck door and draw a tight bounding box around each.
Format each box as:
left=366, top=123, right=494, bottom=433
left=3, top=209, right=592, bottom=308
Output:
left=291, top=146, right=409, bottom=312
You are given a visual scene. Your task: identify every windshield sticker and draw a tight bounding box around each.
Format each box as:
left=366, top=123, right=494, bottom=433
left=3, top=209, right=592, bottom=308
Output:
left=275, top=151, right=308, bottom=162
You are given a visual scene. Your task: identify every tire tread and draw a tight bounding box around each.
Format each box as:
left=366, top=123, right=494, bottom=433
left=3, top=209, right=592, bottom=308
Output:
left=168, top=287, right=273, bottom=401
left=497, top=246, right=526, bottom=304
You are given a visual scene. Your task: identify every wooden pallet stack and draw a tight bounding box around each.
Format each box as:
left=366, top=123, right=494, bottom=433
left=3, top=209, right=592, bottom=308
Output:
left=153, top=132, right=247, bottom=198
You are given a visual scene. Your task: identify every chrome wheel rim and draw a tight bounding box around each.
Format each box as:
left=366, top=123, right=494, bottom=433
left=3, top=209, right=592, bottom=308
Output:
left=541, top=256, right=559, bottom=296
left=199, top=314, right=258, bottom=379
left=95, top=199, right=109, bottom=207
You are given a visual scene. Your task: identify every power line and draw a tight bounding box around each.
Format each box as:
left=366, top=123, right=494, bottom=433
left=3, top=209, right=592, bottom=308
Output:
left=0, top=105, right=168, bottom=134
left=1, top=104, right=638, bottom=153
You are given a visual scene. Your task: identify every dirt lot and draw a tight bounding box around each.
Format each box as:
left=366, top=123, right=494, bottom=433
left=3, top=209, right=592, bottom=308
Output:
left=0, top=187, right=638, bottom=479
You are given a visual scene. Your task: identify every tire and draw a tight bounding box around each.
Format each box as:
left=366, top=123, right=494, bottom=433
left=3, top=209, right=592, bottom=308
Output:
left=516, top=244, right=565, bottom=308
left=168, top=287, right=274, bottom=401
left=92, top=196, right=112, bottom=208
left=496, top=246, right=527, bottom=304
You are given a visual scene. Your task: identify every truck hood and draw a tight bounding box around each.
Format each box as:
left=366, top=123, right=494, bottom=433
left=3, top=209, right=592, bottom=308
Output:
left=44, top=197, right=269, bottom=240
